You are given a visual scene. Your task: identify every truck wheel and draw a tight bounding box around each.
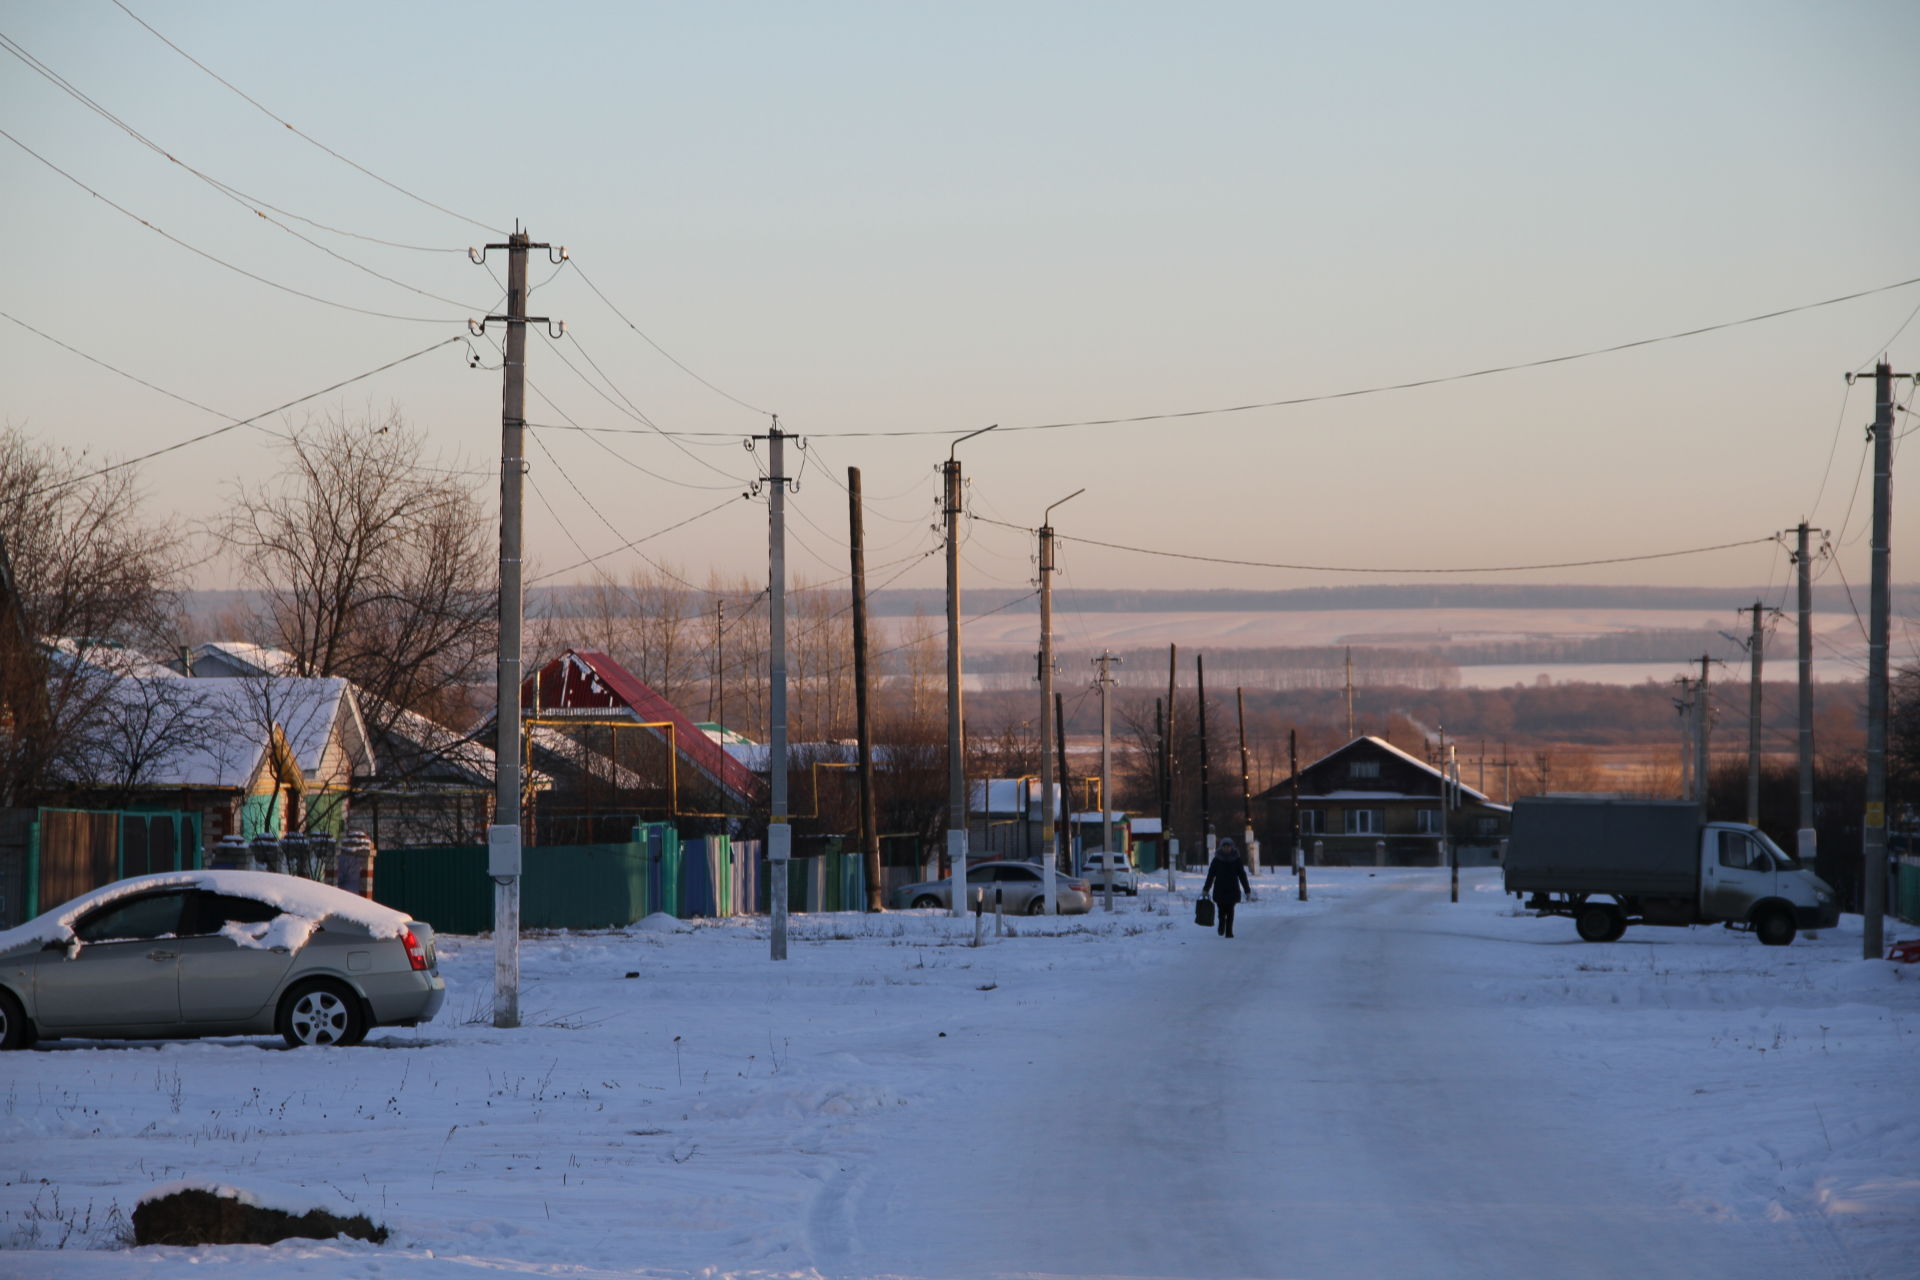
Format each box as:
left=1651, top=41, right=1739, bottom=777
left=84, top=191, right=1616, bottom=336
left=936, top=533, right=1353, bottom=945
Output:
left=1575, top=904, right=1618, bottom=943
left=1602, top=911, right=1629, bottom=942
left=1754, top=908, right=1797, bottom=947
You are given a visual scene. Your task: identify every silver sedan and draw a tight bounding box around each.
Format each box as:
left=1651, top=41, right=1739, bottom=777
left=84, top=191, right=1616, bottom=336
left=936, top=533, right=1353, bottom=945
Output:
left=890, top=861, right=1093, bottom=915
left=0, top=869, right=446, bottom=1050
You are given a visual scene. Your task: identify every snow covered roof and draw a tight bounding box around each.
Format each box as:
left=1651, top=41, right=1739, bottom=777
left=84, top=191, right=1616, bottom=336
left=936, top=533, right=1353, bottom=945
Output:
left=1131, top=817, right=1163, bottom=835
left=182, top=641, right=298, bottom=678
left=1293, top=735, right=1494, bottom=805
left=57, top=671, right=371, bottom=790
left=0, top=868, right=412, bottom=954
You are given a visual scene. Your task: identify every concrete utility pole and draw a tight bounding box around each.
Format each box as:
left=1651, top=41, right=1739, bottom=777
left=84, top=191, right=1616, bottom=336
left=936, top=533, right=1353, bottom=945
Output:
left=849, top=468, right=883, bottom=912
left=1197, top=653, right=1214, bottom=859
left=1236, top=688, right=1257, bottom=875
left=1054, top=691, right=1070, bottom=890
left=1673, top=679, right=1696, bottom=801
left=944, top=425, right=996, bottom=917
left=1792, top=522, right=1818, bottom=875
left=472, top=226, right=564, bottom=1030
left=1740, top=601, right=1766, bottom=828
left=1095, top=651, right=1122, bottom=912
left=1037, top=489, right=1083, bottom=915
left=767, top=422, right=792, bottom=960
left=1694, top=654, right=1713, bottom=809
left=1850, top=360, right=1909, bottom=959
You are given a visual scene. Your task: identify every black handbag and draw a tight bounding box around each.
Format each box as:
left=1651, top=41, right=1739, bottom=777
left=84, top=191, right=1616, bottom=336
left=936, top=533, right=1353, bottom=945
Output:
left=1194, top=897, right=1215, bottom=928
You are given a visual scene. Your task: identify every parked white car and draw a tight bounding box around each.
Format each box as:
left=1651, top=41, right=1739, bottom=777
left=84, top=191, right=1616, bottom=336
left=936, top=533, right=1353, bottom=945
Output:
left=1078, top=851, right=1141, bottom=896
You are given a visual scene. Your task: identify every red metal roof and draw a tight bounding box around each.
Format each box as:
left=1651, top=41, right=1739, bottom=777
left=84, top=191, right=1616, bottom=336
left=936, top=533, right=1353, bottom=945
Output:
left=526, top=650, right=765, bottom=805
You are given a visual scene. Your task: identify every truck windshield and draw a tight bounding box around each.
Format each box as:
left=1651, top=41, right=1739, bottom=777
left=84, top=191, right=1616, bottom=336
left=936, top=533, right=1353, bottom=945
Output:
left=1754, top=831, right=1800, bottom=869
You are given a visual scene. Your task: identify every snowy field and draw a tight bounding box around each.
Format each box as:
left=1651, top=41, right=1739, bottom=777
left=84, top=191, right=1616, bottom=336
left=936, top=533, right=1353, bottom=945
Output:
left=2, top=868, right=1915, bottom=1279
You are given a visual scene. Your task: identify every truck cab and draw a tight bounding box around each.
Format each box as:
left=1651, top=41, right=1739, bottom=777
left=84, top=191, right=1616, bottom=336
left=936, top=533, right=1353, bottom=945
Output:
left=1701, top=823, right=1836, bottom=941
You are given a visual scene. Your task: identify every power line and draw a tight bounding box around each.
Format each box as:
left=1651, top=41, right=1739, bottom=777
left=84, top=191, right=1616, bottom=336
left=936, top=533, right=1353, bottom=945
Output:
left=568, top=259, right=773, bottom=417
left=0, top=31, right=481, bottom=298
left=4, top=307, right=493, bottom=477
left=540, top=329, right=752, bottom=484
left=13, top=332, right=466, bottom=497
left=619, top=273, right=1920, bottom=439
left=524, top=427, right=709, bottom=593
left=967, top=514, right=1780, bottom=574
left=0, top=126, right=458, bottom=324
left=529, top=494, right=744, bottom=585
left=109, top=0, right=501, bottom=236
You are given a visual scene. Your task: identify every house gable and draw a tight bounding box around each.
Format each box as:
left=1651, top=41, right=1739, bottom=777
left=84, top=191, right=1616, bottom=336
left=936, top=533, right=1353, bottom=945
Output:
left=526, top=650, right=765, bottom=807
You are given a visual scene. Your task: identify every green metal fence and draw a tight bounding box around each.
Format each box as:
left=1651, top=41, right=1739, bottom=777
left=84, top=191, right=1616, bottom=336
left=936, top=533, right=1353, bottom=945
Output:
left=374, top=824, right=691, bottom=934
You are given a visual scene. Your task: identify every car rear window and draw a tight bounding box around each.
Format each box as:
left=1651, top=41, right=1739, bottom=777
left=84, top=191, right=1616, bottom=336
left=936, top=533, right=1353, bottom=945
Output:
left=196, top=892, right=284, bottom=933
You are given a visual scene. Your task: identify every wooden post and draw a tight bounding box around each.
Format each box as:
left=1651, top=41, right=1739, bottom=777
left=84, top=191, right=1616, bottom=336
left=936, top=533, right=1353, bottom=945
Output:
left=849, top=468, right=884, bottom=910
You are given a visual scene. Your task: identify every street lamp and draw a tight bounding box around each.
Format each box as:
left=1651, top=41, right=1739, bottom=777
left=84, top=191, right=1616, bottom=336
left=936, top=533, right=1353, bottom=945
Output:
left=945, top=425, right=997, bottom=917
left=1038, top=487, right=1084, bottom=915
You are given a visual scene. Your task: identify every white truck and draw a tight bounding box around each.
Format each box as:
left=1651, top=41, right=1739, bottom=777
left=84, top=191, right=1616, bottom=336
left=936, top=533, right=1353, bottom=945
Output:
left=1504, top=796, right=1838, bottom=945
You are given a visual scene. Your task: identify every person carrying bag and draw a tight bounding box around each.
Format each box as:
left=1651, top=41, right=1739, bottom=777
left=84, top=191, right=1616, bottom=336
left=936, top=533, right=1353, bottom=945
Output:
left=1201, top=838, right=1252, bottom=938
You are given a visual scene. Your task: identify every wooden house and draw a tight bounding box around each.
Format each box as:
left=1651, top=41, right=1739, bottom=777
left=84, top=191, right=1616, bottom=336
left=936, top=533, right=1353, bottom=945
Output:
left=1255, top=735, right=1510, bottom=866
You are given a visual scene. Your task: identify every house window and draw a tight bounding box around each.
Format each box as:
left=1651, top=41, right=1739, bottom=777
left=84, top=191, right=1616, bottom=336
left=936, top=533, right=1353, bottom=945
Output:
left=1475, top=817, right=1500, bottom=836
left=1349, top=761, right=1380, bottom=780
left=1345, top=809, right=1383, bottom=835
left=1415, top=808, right=1443, bottom=834
left=1298, top=808, right=1326, bottom=834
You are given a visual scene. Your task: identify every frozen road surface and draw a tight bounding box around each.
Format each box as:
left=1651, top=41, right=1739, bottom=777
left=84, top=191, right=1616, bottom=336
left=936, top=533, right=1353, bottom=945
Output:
left=3, top=869, right=1914, bottom=1279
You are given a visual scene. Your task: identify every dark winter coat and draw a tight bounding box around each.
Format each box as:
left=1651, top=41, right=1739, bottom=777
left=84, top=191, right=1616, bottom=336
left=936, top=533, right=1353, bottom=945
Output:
left=1203, top=853, right=1251, bottom=904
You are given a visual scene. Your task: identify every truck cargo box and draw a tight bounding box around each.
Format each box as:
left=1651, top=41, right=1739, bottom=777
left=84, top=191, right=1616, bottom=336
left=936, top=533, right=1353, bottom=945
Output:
left=1503, top=797, right=1701, bottom=898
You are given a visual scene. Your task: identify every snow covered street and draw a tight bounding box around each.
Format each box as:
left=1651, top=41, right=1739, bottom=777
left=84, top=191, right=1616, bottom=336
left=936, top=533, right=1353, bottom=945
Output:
left=3, top=868, right=1915, bottom=1278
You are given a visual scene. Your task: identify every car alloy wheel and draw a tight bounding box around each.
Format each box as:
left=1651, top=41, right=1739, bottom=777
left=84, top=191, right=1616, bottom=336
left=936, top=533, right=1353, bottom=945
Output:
left=278, top=980, right=367, bottom=1048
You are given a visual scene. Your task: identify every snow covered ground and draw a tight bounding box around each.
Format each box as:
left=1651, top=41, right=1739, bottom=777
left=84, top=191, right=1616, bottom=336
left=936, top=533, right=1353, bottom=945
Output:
left=3, top=868, right=1914, bottom=1278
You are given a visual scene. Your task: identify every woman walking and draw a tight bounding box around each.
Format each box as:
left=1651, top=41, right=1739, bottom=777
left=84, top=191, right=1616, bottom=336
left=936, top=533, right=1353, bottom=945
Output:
left=1202, top=838, right=1252, bottom=938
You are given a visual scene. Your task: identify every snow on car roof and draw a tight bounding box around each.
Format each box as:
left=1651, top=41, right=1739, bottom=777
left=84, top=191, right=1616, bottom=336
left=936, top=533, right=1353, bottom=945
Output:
left=0, top=869, right=412, bottom=952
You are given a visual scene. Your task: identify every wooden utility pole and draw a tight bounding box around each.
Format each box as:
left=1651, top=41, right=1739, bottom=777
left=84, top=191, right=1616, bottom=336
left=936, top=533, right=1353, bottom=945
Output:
left=1163, top=645, right=1178, bottom=894
left=1344, top=647, right=1354, bottom=739
left=1853, top=359, right=1907, bottom=959
left=1156, top=697, right=1167, bottom=888
left=710, top=598, right=725, bottom=726
left=1290, top=727, right=1305, bottom=900
left=849, top=468, right=883, bottom=911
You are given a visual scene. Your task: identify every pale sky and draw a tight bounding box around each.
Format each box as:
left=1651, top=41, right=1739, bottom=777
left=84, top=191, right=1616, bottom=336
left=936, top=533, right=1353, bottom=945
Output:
left=3, top=0, right=1917, bottom=600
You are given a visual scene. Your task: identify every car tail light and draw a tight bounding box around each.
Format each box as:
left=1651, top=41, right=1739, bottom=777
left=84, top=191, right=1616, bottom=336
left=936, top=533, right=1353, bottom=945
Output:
left=1069, top=879, right=1089, bottom=892
left=402, top=928, right=429, bottom=971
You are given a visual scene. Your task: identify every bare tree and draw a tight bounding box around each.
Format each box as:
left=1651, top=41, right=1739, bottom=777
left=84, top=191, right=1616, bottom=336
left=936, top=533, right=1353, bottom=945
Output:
left=214, top=409, right=494, bottom=738
left=57, top=663, right=225, bottom=807
left=0, top=427, right=186, bottom=804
